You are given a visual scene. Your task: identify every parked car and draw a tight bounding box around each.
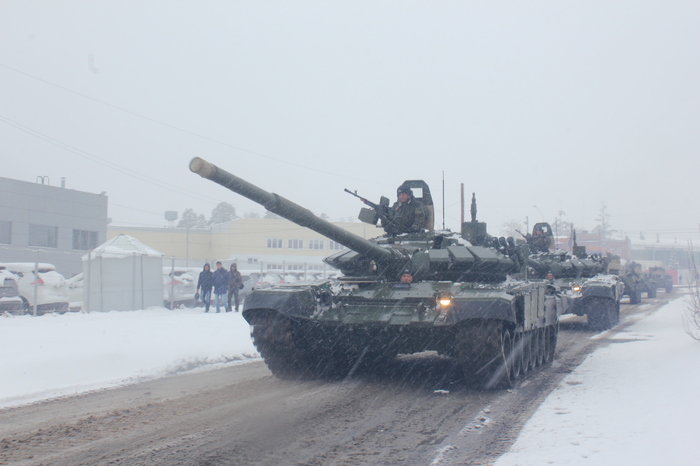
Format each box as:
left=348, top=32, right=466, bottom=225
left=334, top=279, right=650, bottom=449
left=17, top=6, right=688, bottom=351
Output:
left=163, top=267, right=198, bottom=308
left=65, top=273, right=84, bottom=311
left=255, top=273, right=284, bottom=289
left=0, top=265, right=24, bottom=313
left=2, top=263, right=69, bottom=313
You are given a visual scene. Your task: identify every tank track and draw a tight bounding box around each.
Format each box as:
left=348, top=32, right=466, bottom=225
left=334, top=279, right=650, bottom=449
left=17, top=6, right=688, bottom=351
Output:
left=252, top=314, right=559, bottom=389
left=455, top=320, right=559, bottom=389
left=250, top=314, right=357, bottom=380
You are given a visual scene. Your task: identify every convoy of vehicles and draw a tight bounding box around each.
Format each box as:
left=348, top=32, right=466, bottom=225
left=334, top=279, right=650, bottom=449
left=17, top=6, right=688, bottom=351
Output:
left=524, top=224, right=625, bottom=330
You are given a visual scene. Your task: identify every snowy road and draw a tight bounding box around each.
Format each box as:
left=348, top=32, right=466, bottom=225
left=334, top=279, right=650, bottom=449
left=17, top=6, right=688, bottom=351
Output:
left=0, top=293, right=678, bottom=465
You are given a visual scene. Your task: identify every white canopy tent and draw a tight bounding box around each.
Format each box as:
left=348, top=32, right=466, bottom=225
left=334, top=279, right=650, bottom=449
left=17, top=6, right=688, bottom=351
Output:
left=82, top=234, right=164, bottom=312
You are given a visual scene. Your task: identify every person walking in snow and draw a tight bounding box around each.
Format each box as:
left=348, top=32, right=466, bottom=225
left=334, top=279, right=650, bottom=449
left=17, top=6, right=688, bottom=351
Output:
left=227, top=263, right=243, bottom=312
left=212, top=261, right=230, bottom=313
left=196, top=263, right=213, bottom=313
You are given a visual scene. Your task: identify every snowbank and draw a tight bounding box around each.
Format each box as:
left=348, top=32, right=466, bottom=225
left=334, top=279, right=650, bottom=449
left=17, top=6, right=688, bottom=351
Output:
left=0, top=307, right=257, bottom=409
left=495, top=297, right=699, bottom=465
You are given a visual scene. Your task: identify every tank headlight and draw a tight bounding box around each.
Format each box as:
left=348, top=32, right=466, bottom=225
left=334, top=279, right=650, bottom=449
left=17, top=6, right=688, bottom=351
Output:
left=572, top=285, right=582, bottom=293
left=437, top=292, right=453, bottom=308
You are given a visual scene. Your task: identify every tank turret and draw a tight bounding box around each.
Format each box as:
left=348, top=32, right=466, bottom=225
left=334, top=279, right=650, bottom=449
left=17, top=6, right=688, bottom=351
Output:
left=190, top=157, right=518, bottom=283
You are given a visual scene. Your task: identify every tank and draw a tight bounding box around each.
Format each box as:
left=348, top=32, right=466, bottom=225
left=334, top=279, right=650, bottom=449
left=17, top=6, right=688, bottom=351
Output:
left=190, top=157, right=562, bottom=389
left=525, top=224, right=624, bottom=330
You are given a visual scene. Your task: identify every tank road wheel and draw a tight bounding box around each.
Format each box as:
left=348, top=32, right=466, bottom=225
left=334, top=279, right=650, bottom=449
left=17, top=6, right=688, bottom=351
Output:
left=542, top=327, right=552, bottom=365
left=510, top=331, right=522, bottom=381
left=546, top=324, right=558, bottom=362
left=536, top=327, right=546, bottom=367
left=528, top=331, right=538, bottom=371
left=456, top=321, right=513, bottom=389
left=521, top=331, right=531, bottom=374
left=251, top=315, right=308, bottom=379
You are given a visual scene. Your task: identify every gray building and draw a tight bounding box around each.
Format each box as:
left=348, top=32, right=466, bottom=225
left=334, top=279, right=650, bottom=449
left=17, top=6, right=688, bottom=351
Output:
left=0, top=176, right=108, bottom=277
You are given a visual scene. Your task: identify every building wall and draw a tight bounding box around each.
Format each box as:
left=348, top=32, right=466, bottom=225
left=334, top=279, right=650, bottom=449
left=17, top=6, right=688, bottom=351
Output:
left=0, top=177, right=108, bottom=276
left=108, top=218, right=381, bottom=270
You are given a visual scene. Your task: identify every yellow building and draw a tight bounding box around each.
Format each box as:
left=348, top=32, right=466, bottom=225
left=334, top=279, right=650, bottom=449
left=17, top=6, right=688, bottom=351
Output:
left=108, top=218, right=381, bottom=273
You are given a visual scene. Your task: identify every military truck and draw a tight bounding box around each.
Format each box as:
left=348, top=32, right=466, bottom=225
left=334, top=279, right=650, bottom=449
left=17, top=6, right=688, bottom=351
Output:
left=190, top=158, right=562, bottom=389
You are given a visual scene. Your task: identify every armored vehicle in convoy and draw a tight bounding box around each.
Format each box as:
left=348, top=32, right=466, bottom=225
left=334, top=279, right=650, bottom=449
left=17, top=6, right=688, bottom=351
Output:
left=190, top=158, right=562, bottom=389
left=646, top=266, right=674, bottom=295
left=608, top=259, right=652, bottom=303
left=524, top=225, right=624, bottom=330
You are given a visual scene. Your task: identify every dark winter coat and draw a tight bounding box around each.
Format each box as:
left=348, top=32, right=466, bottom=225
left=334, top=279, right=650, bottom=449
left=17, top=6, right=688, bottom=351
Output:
left=197, top=265, right=213, bottom=291
left=390, top=195, right=427, bottom=234
left=213, top=267, right=230, bottom=294
left=229, top=268, right=243, bottom=290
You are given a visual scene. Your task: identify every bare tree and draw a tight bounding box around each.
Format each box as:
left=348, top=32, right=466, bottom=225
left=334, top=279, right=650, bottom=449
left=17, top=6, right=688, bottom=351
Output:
left=683, top=242, right=700, bottom=340
left=501, top=219, right=525, bottom=239
left=593, top=203, right=615, bottom=240
left=263, top=211, right=281, bottom=219
left=177, top=208, right=207, bottom=228
left=552, top=210, right=571, bottom=238
left=209, top=202, right=238, bottom=225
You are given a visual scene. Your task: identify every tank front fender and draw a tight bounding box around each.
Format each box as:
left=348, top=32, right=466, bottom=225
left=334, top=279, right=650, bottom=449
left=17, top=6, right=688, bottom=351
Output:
left=450, top=298, right=517, bottom=325
left=242, top=288, right=316, bottom=323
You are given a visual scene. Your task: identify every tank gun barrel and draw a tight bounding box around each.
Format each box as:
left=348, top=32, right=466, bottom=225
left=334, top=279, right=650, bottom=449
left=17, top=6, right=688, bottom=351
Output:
left=189, top=157, right=395, bottom=262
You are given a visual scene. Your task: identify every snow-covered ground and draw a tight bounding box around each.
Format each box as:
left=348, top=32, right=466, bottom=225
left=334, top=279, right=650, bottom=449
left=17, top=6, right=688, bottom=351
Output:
left=1, top=297, right=697, bottom=464
left=496, top=296, right=699, bottom=466
left=0, top=307, right=257, bottom=409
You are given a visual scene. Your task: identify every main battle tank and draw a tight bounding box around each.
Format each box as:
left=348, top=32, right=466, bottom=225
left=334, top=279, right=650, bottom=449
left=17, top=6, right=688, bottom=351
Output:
left=525, top=224, right=624, bottom=330
left=190, top=158, right=562, bottom=389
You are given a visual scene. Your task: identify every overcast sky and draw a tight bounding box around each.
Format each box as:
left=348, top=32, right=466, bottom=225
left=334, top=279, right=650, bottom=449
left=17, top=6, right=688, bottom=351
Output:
left=2, top=1, right=698, bottom=242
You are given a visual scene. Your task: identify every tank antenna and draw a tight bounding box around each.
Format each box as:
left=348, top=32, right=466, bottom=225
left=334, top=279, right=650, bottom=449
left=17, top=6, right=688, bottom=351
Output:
left=442, top=171, right=446, bottom=230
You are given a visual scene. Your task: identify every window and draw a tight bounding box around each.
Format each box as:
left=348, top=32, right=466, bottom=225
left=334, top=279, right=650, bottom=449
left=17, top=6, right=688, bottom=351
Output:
left=72, top=229, right=98, bottom=250
left=288, top=239, right=303, bottom=249
left=28, top=224, right=58, bottom=248
left=267, top=238, right=283, bottom=249
left=309, top=239, right=324, bottom=250
left=0, top=220, right=10, bottom=244
left=329, top=240, right=346, bottom=251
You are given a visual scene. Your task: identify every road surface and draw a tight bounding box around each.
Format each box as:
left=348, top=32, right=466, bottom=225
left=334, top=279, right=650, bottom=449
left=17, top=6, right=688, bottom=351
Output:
left=0, top=293, right=674, bottom=466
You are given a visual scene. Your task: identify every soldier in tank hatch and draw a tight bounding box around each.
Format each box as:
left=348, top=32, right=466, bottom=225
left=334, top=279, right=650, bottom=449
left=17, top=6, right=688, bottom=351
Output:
left=389, top=183, right=428, bottom=235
